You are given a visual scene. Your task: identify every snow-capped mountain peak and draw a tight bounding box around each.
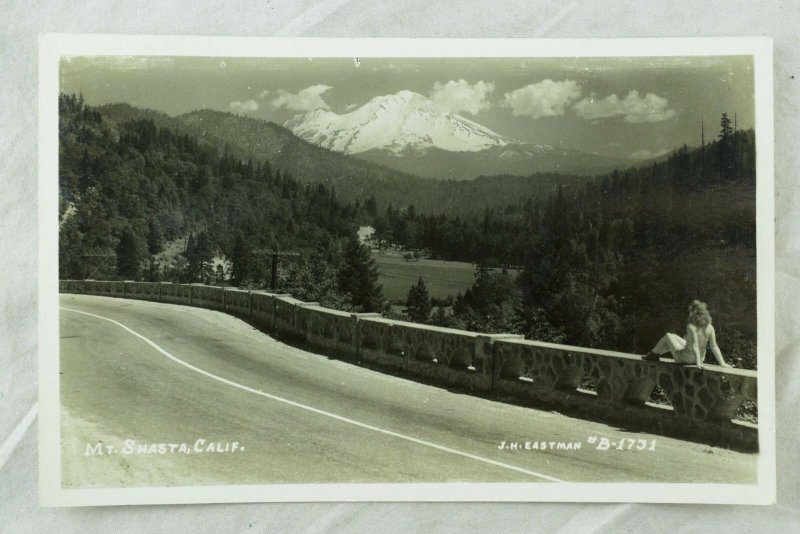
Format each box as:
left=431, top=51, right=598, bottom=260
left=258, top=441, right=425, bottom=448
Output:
left=283, top=90, right=514, bottom=154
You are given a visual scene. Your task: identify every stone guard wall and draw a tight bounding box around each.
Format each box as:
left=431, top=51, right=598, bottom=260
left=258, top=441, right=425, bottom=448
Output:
left=190, top=284, right=225, bottom=310
left=273, top=295, right=304, bottom=340
left=60, top=280, right=759, bottom=450
left=251, top=292, right=276, bottom=331
left=125, top=281, right=160, bottom=301
left=224, top=288, right=251, bottom=318
left=159, top=282, right=192, bottom=305
left=300, top=304, right=355, bottom=357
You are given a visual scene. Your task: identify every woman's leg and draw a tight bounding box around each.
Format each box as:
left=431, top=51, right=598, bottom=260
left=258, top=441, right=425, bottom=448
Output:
left=645, top=333, right=686, bottom=361
left=652, top=334, right=678, bottom=355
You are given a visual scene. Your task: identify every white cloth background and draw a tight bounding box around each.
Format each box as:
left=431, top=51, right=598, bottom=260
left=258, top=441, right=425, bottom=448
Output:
left=1, top=1, right=799, bottom=531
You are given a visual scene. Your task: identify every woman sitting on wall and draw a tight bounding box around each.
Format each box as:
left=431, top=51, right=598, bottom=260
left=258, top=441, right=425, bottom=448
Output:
left=643, top=300, right=733, bottom=369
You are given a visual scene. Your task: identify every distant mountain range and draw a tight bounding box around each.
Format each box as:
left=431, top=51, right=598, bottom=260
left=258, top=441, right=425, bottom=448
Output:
left=94, top=102, right=618, bottom=215
left=284, top=90, right=632, bottom=179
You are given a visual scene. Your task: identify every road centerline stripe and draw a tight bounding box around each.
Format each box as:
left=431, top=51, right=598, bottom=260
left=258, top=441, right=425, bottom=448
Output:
left=61, top=306, right=565, bottom=483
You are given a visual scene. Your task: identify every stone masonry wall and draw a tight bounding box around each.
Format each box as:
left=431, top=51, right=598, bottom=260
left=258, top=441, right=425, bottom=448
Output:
left=60, top=280, right=759, bottom=450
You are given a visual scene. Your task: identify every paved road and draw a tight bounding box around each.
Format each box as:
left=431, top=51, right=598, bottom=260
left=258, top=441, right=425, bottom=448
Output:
left=59, top=294, right=756, bottom=488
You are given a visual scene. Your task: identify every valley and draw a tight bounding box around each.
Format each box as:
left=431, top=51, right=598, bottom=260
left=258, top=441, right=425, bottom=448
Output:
left=372, top=249, right=477, bottom=302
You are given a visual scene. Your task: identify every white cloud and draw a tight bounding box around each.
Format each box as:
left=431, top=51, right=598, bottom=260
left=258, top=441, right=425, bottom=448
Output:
left=258, top=89, right=270, bottom=99
left=228, top=99, right=259, bottom=114
left=503, top=79, right=582, bottom=119
left=272, top=84, right=332, bottom=112
left=429, top=79, right=494, bottom=115
left=630, top=148, right=670, bottom=160
left=573, top=90, right=676, bottom=123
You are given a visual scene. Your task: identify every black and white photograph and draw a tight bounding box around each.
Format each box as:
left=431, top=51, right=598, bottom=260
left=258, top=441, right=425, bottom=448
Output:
left=38, top=35, right=775, bottom=506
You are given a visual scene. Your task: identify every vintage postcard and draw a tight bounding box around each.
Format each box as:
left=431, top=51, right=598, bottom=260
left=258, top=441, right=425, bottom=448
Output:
left=39, top=35, right=775, bottom=506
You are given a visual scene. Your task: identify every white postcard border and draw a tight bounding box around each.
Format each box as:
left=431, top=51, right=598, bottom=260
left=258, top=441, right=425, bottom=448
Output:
left=38, top=34, right=776, bottom=507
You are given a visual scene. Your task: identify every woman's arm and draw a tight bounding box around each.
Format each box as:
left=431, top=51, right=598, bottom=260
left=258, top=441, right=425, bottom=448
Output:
left=708, top=326, right=732, bottom=367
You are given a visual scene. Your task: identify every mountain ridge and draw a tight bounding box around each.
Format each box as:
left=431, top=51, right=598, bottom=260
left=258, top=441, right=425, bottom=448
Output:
left=97, top=103, right=427, bottom=200
left=283, top=90, right=632, bottom=178
left=94, top=102, right=609, bottom=215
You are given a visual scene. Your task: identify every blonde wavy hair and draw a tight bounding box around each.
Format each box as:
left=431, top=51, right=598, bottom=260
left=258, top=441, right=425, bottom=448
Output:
left=687, top=300, right=712, bottom=328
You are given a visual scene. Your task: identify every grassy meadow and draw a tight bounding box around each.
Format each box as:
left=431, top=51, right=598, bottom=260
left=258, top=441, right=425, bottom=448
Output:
left=373, top=250, right=478, bottom=302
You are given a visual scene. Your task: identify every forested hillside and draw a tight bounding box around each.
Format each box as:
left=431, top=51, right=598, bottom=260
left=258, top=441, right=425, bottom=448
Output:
left=384, top=121, right=757, bottom=365
left=58, top=93, right=385, bottom=312
left=95, top=103, right=600, bottom=216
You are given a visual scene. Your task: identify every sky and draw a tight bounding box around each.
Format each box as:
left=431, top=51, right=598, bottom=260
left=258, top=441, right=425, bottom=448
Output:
left=60, top=55, right=755, bottom=159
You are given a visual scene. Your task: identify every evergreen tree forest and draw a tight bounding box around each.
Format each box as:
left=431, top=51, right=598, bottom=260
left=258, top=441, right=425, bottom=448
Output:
left=58, top=93, right=383, bottom=312
left=381, top=118, right=757, bottom=367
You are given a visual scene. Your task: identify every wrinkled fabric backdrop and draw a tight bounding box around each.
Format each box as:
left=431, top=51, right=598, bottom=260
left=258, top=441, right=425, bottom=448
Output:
left=1, top=1, right=798, bottom=531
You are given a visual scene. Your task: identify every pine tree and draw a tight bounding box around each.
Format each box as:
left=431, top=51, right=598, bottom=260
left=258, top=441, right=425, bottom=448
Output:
left=719, top=112, right=733, bottom=141
left=717, top=112, right=736, bottom=180
left=144, top=218, right=162, bottom=282
left=365, top=196, right=378, bottom=217
left=430, top=306, right=455, bottom=328
left=183, top=231, right=214, bottom=282
left=193, top=231, right=214, bottom=283
left=116, top=227, right=142, bottom=279
left=230, top=234, right=251, bottom=287
left=404, top=277, right=432, bottom=323
left=337, top=237, right=384, bottom=312
left=372, top=217, right=390, bottom=249
left=146, top=219, right=162, bottom=256
left=79, top=148, right=92, bottom=192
